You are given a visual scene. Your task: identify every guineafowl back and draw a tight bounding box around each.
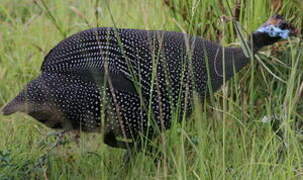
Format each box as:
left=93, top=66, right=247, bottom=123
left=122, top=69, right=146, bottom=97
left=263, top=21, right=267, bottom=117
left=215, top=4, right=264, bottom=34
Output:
left=41, top=28, right=225, bottom=138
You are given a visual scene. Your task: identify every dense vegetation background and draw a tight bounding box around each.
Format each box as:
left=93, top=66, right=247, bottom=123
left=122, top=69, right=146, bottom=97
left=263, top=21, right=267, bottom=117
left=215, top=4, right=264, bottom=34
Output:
left=0, top=0, right=302, bottom=179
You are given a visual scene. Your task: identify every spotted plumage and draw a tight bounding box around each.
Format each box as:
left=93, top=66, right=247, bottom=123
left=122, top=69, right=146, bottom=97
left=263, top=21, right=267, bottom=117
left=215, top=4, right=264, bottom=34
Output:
left=2, top=15, right=296, bottom=149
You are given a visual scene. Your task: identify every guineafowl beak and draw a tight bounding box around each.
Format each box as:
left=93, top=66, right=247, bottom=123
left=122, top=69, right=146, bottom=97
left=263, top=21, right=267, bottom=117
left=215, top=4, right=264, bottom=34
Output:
left=257, top=14, right=298, bottom=39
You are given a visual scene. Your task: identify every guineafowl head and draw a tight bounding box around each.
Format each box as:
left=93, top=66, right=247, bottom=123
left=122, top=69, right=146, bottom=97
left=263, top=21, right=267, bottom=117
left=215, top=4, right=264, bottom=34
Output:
left=252, top=14, right=298, bottom=51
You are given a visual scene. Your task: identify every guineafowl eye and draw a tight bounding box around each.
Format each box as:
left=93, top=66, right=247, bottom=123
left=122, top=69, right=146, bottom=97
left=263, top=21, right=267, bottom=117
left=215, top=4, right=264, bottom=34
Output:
left=279, top=22, right=288, bottom=30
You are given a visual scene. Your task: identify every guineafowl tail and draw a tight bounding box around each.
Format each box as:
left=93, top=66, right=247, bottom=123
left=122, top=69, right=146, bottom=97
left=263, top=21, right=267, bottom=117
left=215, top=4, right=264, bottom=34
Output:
left=1, top=76, right=48, bottom=116
left=1, top=94, right=27, bottom=115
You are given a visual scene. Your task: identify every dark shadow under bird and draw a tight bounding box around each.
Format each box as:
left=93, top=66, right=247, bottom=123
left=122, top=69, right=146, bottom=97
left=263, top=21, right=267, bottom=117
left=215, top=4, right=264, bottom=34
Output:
left=1, top=15, right=298, bottom=150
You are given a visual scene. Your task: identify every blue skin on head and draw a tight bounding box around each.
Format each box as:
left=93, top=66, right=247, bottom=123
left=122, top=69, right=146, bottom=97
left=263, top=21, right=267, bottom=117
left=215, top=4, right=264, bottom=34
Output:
left=257, top=25, right=290, bottom=39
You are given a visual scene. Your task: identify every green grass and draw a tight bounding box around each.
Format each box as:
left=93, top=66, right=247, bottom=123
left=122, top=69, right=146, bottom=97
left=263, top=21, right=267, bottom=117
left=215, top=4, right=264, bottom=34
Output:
left=0, top=0, right=302, bottom=179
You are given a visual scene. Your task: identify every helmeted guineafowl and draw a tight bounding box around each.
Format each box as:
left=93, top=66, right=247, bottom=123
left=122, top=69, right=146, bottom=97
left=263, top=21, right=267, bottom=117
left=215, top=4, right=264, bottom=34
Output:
left=1, top=15, right=297, bottom=149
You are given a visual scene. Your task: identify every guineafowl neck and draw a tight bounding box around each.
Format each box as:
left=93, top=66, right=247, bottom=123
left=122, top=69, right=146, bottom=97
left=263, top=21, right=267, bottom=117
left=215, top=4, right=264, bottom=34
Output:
left=206, top=46, right=250, bottom=92
left=206, top=31, right=280, bottom=92
left=251, top=32, right=281, bottom=52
